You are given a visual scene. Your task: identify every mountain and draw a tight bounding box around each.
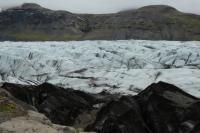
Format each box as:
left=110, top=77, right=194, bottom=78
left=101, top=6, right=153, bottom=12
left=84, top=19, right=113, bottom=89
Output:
left=0, top=3, right=200, bottom=41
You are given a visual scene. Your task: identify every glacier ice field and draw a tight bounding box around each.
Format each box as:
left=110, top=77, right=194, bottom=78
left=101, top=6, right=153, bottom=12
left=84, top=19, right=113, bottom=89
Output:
left=0, top=40, right=200, bottom=96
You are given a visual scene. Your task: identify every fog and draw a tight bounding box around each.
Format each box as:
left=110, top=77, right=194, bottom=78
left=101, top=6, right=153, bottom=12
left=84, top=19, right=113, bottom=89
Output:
left=0, top=0, right=199, bottom=14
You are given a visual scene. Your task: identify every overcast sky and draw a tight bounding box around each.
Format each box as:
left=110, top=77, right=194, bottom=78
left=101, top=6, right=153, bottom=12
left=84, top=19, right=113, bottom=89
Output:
left=0, top=0, right=200, bottom=14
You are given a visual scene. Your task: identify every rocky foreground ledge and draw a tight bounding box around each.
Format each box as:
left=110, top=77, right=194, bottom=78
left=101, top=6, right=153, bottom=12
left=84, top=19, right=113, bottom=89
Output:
left=0, top=82, right=200, bottom=133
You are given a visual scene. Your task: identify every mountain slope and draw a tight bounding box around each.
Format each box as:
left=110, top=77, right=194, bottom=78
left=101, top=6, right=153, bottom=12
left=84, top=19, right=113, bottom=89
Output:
left=0, top=3, right=90, bottom=41
left=0, top=3, right=200, bottom=41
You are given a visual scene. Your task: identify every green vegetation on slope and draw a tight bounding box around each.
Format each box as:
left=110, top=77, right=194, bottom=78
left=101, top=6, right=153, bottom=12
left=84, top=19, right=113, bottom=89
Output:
left=10, top=32, right=83, bottom=41
left=193, top=35, right=200, bottom=40
left=0, top=96, right=16, bottom=113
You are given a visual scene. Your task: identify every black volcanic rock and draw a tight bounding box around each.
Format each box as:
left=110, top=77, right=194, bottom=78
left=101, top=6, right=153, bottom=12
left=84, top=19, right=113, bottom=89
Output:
left=137, top=82, right=200, bottom=133
left=87, top=82, right=200, bottom=133
left=2, top=81, right=200, bottom=133
left=0, top=3, right=200, bottom=41
left=86, top=96, right=151, bottom=133
left=1, top=82, right=99, bottom=126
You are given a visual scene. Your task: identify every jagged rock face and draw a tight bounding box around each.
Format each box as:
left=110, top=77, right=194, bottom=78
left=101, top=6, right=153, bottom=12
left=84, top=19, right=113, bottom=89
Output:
left=2, top=82, right=200, bottom=133
left=0, top=3, right=200, bottom=41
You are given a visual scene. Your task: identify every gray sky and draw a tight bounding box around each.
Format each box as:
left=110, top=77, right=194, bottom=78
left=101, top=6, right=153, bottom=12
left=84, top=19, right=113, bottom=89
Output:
left=0, top=0, right=200, bottom=14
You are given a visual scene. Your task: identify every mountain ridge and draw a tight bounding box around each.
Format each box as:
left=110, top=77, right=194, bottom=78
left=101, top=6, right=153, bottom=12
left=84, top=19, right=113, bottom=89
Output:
left=0, top=3, right=200, bottom=41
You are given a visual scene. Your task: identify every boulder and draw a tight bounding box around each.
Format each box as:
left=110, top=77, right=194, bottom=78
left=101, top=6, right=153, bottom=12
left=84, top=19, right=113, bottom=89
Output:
left=86, top=96, right=151, bottom=133
left=137, top=82, right=200, bottom=133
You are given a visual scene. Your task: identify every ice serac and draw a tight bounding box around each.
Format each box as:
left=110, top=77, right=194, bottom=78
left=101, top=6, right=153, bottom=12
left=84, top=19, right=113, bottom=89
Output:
left=0, top=3, right=200, bottom=41
left=0, top=40, right=200, bottom=96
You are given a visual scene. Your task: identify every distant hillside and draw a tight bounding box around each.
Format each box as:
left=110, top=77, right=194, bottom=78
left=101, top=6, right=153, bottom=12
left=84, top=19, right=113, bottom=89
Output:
left=0, top=3, right=200, bottom=41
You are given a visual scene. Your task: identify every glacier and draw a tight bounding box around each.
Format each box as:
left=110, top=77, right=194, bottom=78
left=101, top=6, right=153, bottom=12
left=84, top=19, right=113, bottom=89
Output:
left=0, top=40, right=200, bottom=97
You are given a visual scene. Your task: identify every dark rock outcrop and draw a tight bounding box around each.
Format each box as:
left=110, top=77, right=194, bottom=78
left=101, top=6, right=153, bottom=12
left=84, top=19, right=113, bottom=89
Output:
left=1, top=81, right=200, bottom=133
left=1, top=82, right=99, bottom=126
left=87, top=82, right=200, bottom=133
left=0, top=3, right=200, bottom=41
left=137, top=82, right=200, bottom=133
left=86, top=96, right=151, bottom=133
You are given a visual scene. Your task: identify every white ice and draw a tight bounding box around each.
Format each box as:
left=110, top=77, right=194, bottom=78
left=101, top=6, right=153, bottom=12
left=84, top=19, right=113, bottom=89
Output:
left=0, top=40, right=200, bottom=97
